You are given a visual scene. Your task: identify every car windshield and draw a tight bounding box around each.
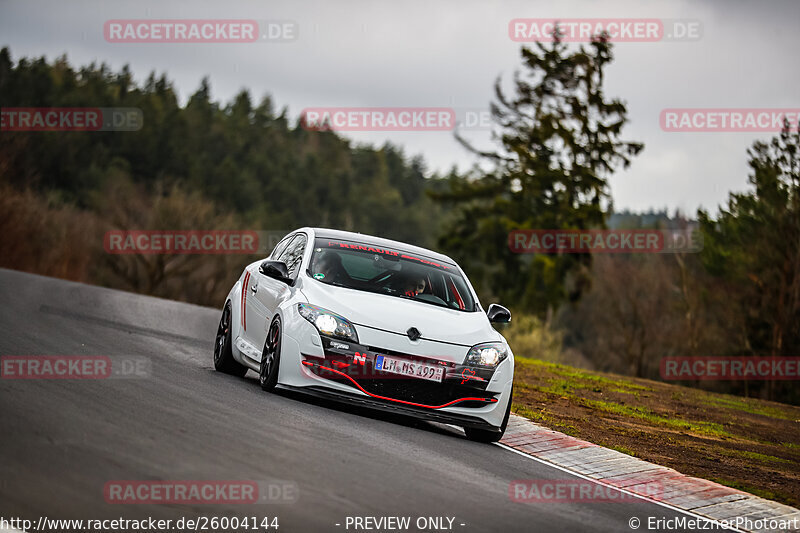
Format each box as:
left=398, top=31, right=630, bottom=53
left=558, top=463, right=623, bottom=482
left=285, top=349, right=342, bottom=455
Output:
left=307, top=238, right=477, bottom=312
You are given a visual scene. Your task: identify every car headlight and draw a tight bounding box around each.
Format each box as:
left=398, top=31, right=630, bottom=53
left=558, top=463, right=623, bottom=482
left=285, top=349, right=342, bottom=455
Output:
left=298, top=303, right=358, bottom=343
left=465, top=342, right=508, bottom=367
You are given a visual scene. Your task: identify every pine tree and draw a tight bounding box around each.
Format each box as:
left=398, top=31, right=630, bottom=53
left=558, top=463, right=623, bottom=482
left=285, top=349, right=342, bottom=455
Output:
left=434, top=31, right=643, bottom=316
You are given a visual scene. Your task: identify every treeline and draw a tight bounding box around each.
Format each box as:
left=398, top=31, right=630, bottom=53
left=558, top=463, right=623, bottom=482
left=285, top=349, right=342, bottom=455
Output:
left=548, top=130, right=799, bottom=405
left=0, top=47, right=452, bottom=306
left=0, top=47, right=448, bottom=245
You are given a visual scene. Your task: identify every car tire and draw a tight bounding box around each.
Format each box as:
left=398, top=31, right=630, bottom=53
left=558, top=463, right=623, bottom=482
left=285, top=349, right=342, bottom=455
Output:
left=214, top=301, right=248, bottom=377
left=259, top=316, right=282, bottom=391
left=464, top=389, right=512, bottom=443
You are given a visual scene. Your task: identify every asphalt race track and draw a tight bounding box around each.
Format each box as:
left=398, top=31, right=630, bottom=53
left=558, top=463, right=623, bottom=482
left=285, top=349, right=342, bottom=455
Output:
left=0, top=269, right=730, bottom=532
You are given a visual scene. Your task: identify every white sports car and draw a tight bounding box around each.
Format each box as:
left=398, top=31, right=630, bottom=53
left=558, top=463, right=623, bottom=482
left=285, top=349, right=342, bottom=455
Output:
left=213, top=228, right=514, bottom=442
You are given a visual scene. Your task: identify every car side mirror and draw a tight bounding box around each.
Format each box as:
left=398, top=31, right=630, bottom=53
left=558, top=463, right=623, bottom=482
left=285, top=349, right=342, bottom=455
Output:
left=487, top=303, right=511, bottom=323
left=259, top=260, right=292, bottom=284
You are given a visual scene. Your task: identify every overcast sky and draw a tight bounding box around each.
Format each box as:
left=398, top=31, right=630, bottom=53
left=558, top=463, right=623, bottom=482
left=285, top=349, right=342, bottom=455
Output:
left=2, top=0, right=799, bottom=216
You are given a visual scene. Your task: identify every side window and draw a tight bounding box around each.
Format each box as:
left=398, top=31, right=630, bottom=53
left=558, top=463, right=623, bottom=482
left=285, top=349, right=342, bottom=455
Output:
left=269, top=235, right=293, bottom=260
left=278, top=234, right=308, bottom=279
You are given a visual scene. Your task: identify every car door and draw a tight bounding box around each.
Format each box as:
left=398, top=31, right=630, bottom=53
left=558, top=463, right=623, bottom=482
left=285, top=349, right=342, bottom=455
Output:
left=241, top=234, right=293, bottom=354
left=252, top=233, right=307, bottom=360
left=239, top=262, right=267, bottom=356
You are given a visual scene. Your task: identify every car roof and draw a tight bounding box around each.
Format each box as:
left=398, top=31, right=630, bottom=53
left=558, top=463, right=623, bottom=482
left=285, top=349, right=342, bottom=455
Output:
left=300, top=227, right=458, bottom=267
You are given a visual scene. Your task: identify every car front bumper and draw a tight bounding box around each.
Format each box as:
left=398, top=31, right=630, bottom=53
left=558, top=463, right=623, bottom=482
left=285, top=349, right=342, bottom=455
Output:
left=277, top=313, right=513, bottom=430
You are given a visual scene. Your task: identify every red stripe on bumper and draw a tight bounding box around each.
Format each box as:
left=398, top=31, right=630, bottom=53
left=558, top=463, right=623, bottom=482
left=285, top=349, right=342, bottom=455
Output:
left=301, top=360, right=498, bottom=410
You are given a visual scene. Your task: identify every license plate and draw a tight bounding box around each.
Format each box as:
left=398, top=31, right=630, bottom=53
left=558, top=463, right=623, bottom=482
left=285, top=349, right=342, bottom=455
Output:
left=375, top=354, right=444, bottom=382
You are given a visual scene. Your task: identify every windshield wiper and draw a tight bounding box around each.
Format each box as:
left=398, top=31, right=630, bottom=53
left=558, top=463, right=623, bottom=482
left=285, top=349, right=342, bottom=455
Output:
left=390, top=292, right=452, bottom=310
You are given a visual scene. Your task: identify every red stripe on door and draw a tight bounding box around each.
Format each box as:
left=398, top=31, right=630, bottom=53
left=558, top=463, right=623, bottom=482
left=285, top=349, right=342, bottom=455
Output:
left=241, top=271, right=250, bottom=331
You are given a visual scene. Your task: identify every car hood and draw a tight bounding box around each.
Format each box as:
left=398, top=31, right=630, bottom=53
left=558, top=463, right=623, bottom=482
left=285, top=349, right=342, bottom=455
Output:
left=299, top=279, right=498, bottom=347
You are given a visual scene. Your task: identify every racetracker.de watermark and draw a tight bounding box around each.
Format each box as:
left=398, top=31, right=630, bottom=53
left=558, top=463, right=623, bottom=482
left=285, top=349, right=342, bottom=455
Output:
left=1, top=108, right=142, bottom=132
left=104, top=480, right=298, bottom=504
left=300, top=108, right=456, bottom=132
left=0, top=355, right=151, bottom=379
left=508, top=229, right=703, bottom=254
left=104, top=230, right=269, bottom=255
left=660, top=356, right=800, bottom=381
left=104, top=20, right=297, bottom=43
left=660, top=109, right=800, bottom=132
left=508, top=19, right=702, bottom=42
left=510, top=479, right=662, bottom=503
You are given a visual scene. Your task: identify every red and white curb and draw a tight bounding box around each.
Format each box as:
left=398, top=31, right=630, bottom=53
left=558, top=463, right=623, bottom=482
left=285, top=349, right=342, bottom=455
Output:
left=499, top=414, right=800, bottom=532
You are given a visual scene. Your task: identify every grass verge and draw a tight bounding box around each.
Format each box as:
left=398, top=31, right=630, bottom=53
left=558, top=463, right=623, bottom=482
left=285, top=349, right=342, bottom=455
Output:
left=511, top=357, right=800, bottom=507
